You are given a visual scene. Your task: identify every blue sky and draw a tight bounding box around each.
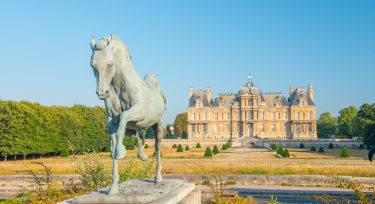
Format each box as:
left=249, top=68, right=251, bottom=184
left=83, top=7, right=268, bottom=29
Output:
left=0, top=0, right=374, bottom=124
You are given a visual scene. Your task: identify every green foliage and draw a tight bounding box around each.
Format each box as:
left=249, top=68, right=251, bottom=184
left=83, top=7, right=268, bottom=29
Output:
left=204, top=147, right=213, bottom=157
left=144, top=144, right=149, bottom=149
left=60, top=149, right=69, bottom=157
left=310, top=146, right=317, bottom=152
left=282, top=148, right=290, bottom=157
left=212, top=145, right=219, bottom=155
left=299, top=143, right=304, bottom=149
left=0, top=100, right=109, bottom=160
left=119, top=160, right=155, bottom=182
left=221, top=144, right=227, bottom=150
left=124, top=136, right=137, bottom=150
left=276, top=147, right=284, bottom=155
left=352, top=103, right=375, bottom=141
left=185, top=145, right=190, bottom=151
left=338, top=106, right=358, bottom=137
left=317, top=112, right=338, bottom=138
left=196, top=143, right=201, bottom=148
left=270, top=143, right=278, bottom=150
left=318, top=147, right=325, bottom=153
left=172, top=144, right=177, bottom=148
left=328, top=142, right=334, bottom=149
left=364, top=123, right=375, bottom=147
left=174, top=112, right=188, bottom=137
left=341, top=147, right=350, bottom=158
left=226, top=142, right=232, bottom=148
left=176, top=144, right=183, bottom=152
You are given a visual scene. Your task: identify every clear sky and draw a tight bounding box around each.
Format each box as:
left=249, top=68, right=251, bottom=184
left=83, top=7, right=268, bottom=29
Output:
left=0, top=0, right=374, bottom=125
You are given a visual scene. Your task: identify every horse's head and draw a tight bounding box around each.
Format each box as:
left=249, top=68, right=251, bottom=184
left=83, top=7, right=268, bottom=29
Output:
left=90, top=36, right=117, bottom=100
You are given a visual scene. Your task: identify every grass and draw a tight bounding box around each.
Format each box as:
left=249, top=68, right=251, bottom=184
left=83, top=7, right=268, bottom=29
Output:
left=0, top=147, right=374, bottom=177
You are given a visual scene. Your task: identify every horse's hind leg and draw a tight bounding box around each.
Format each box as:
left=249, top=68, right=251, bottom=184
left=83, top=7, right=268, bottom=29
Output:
left=153, top=121, right=163, bottom=183
left=135, top=130, right=148, bottom=161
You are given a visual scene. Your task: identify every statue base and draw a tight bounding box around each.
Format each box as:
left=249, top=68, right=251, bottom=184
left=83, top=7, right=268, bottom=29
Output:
left=58, top=179, right=200, bottom=204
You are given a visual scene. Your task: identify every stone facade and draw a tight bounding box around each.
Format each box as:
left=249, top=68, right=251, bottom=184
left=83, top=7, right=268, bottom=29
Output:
left=187, top=75, right=317, bottom=140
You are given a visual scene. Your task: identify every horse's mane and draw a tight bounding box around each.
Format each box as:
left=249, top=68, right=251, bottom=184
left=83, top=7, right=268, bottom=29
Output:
left=94, top=35, right=132, bottom=61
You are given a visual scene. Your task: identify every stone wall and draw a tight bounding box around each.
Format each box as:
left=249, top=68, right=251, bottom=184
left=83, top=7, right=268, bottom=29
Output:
left=144, top=139, right=238, bottom=148
left=255, top=138, right=363, bottom=149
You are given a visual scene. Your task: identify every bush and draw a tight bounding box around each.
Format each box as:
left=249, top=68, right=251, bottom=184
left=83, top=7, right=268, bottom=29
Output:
left=212, top=145, right=219, bottom=155
left=318, top=147, right=325, bottom=153
left=144, top=144, right=149, bottom=149
left=299, top=143, right=304, bottom=149
left=270, top=143, right=278, bottom=150
left=227, top=142, right=232, bottom=148
left=359, top=144, right=364, bottom=149
left=76, top=155, right=111, bottom=191
left=176, top=144, right=183, bottom=152
left=204, top=147, right=213, bottom=157
left=329, top=142, right=334, bottom=149
left=277, top=147, right=284, bottom=155
left=119, top=160, right=155, bottom=182
left=221, top=144, right=227, bottom=150
left=60, top=149, right=69, bottom=157
left=341, top=147, right=350, bottom=158
left=185, top=145, right=190, bottom=151
left=172, top=144, right=177, bottom=148
left=310, top=146, right=317, bottom=152
left=152, top=151, right=163, bottom=158
left=196, top=143, right=201, bottom=148
left=282, top=149, right=290, bottom=157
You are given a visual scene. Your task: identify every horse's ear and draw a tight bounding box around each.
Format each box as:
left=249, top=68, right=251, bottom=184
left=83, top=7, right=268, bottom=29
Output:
left=90, top=36, right=96, bottom=51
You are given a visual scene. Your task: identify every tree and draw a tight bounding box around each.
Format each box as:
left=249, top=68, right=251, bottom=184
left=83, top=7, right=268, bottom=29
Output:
left=337, top=106, right=358, bottom=137
left=310, top=146, right=317, bottom=152
left=176, top=144, right=183, bottom=152
left=185, top=145, right=190, bottom=151
left=317, top=112, right=338, bottom=138
left=352, top=103, right=375, bottom=141
left=364, top=123, right=375, bottom=147
left=172, top=144, right=177, bottom=148
left=144, top=144, right=149, bottom=149
left=282, top=149, right=290, bottom=157
left=329, top=143, right=334, bottom=149
left=221, top=144, right=227, bottom=150
left=299, top=143, right=304, bottom=149
left=270, top=144, right=278, bottom=150
left=181, top=131, right=188, bottom=139
left=212, top=145, right=219, bottom=155
left=196, top=143, right=201, bottom=148
left=174, top=112, right=188, bottom=136
left=204, top=147, right=213, bottom=157
left=277, top=147, right=284, bottom=155
left=341, top=147, right=350, bottom=158
left=60, top=149, right=69, bottom=157
left=318, top=147, right=325, bottom=153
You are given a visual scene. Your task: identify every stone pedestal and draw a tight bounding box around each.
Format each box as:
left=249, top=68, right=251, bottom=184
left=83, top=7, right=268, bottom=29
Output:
left=58, top=179, right=200, bottom=204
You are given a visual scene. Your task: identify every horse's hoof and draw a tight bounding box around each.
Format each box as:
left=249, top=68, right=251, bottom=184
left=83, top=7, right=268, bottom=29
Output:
left=154, top=174, right=162, bottom=183
left=115, top=144, right=126, bottom=160
left=138, top=154, right=149, bottom=161
left=108, top=185, right=119, bottom=195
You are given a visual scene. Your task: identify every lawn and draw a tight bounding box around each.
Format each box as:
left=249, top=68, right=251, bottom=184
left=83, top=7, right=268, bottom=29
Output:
left=0, top=146, right=374, bottom=177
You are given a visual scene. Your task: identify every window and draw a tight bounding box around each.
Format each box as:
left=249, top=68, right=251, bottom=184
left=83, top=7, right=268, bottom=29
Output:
left=248, top=99, right=253, bottom=106
left=283, top=112, right=286, bottom=120
left=226, top=124, right=231, bottom=132
left=203, top=124, right=207, bottom=133
left=271, top=124, right=275, bottom=132
left=203, top=113, right=206, bottom=121
left=260, top=124, right=265, bottom=132
left=237, top=123, right=241, bottom=133
left=271, top=112, right=275, bottom=120
left=308, top=112, right=312, bottom=119
left=248, top=111, right=253, bottom=120
left=259, top=112, right=264, bottom=120
left=227, top=113, right=230, bottom=120
left=302, top=113, right=305, bottom=119
left=295, top=112, right=299, bottom=120
left=215, top=113, right=219, bottom=120
left=296, top=124, right=301, bottom=134
left=198, top=113, right=201, bottom=120
left=192, top=125, right=195, bottom=133
left=191, top=113, right=195, bottom=121
left=309, top=124, right=313, bottom=132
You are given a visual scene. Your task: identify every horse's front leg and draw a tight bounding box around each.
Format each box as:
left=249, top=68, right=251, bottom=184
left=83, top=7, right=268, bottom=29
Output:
left=115, top=107, right=143, bottom=160
left=107, top=118, right=120, bottom=195
left=135, top=130, right=148, bottom=161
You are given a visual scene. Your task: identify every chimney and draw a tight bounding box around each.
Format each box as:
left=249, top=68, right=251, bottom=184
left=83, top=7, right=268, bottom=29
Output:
left=308, top=83, right=314, bottom=102
left=206, top=87, right=212, bottom=104
left=189, top=87, right=194, bottom=99
left=289, top=84, right=294, bottom=95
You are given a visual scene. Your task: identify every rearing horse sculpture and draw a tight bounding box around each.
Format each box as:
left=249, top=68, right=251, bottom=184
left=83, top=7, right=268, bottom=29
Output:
left=90, top=34, right=166, bottom=195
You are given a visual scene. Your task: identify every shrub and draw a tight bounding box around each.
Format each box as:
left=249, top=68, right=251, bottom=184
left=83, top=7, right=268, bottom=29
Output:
left=119, top=160, right=155, bottom=182
left=196, top=143, right=201, bottom=148
left=212, top=145, right=219, bottom=155
left=270, top=143, right=278, bottom=150
left=227, top=142, right=232, bottom=148
left=60, top=149, right=69, bottom=157
left=299, top=143, right=304, bottom=149
left=341, top=147, right=350, bottom=158
left=310, top=146, right=317, bottom=152
left=359, top=144, right=364, bottom=149
left=282, top=148, right=290, bottom=158
left=318, top=147, right=325, bottom=153
left=176, top=144, right=183, bottom=152
left=152, top=151, right=163, bottom=158
left=144, top=144, right=149, bottom=149
left=329, top=142, right=334, bottom=149
left=221, top=144, right=227, bottom=150
left=185, top=145, right=190, bottom=151
left=204, top=147, right=213, bottom=157
left=277, top=147, right=284, bottom=155
left=172, top=144, right=177, bottom=148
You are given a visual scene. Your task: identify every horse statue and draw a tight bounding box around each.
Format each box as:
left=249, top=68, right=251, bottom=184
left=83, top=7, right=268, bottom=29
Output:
left=90, top=34, right=166, bottom=195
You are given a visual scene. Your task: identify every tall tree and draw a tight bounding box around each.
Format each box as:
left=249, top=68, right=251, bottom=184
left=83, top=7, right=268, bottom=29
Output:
left=337, top=105, right=357, bottom=137
left=174, top=112, right=188, bottom=135
left=317, top=112, right=338, bottom=138
left=352, top=103, right=375, bottom=138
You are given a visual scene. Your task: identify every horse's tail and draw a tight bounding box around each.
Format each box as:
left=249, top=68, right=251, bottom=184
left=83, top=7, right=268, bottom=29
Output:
left=369, top=147, right=375, bottom=162
left=144, top=74, right=167, bottom=106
